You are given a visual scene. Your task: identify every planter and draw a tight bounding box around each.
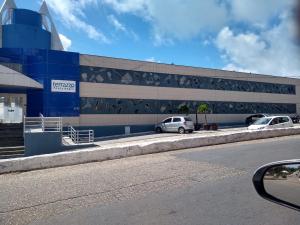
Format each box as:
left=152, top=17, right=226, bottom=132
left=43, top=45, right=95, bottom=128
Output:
left=203, top=124, right=211, bottom=130
left=211, top=123, right=218, bottom=130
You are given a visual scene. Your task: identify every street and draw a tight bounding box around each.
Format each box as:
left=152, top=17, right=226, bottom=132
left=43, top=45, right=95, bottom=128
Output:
left=0, top=135, right=300, bottom=225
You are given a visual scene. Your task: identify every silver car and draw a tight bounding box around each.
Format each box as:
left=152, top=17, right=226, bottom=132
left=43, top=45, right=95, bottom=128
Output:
left=155, top=116, right=194, bottom=134
left=248, top=116, right=293, bottom=130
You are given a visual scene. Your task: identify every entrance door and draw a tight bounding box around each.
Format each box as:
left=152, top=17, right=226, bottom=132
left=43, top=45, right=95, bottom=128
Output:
left=0, top=94, right=26, bottom=124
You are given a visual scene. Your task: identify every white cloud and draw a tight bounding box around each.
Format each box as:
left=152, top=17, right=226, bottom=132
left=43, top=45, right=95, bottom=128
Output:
left=108, top=14, right=126, bottom=32
left=46, top=0, right=109, bottom=43
left=215, top=13, right=300, bottom=77
left=102, top=0, right=228, bottom=44
left=59, top=33, right=72, bottom=50
left=101, top=0, right=147, bottom=13
left=145, top=57, right=160, bottom=63
left=129, top=30, right=139, bottom=41
left=45, top=0, right=300, bottom=77
left=107, top=14, right=139, bottom=41
left=229, top=0, right=294, bottom=26
left=202, top=38, right=213, bottom=46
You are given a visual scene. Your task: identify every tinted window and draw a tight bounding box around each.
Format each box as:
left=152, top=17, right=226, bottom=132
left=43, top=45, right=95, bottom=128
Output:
left=184, top=117, right=192, bottom=121
left=279, top=117, right=289, bottom=123
left=253, top=118, right=271, bottom=125
left=163, top=118, right=172, bottom=123
left=270, top=118, right=279, bottom=125
left=173, top=118, right=181, bottom=122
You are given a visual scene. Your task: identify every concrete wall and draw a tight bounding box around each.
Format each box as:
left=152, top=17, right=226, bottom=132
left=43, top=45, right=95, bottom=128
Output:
left=24, top=131, right=62, bottom=156
left=80, top=82, right=298, bottom=104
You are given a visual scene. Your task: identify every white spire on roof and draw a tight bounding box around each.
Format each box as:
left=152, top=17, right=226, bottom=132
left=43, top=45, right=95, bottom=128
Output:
left=39, top=1, right=64, bottom=51
left=0, top=0, right=16, bottom=13
left=0, top=0, right=17, bottom=25
left=0, top=0, right=17, bottom=48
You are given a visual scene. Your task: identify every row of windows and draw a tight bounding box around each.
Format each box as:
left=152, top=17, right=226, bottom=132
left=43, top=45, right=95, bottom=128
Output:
left=80, top=97, right=296, bottom=115
left=80, top=66, right=296, bottom=95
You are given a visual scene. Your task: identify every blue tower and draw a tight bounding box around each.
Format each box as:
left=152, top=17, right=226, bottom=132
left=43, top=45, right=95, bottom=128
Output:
left=0, top=0, right=64, bottom=50
left=2, top=8, right=51, bottom=49
left=0, top=0, right=80, bottom=118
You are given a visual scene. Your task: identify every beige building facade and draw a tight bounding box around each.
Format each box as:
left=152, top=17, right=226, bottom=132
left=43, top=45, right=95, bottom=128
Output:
left=60, top=54, right=300, bottom=137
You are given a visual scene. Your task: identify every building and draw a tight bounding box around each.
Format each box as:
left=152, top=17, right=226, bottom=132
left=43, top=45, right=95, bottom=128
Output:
left=0, top=0, right=299, bottom=138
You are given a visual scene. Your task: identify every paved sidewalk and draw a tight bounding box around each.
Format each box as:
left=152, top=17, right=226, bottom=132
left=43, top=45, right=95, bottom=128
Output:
left=1, top=125, right=300, bottom=174
left=92, top=126, right=249, bottom=149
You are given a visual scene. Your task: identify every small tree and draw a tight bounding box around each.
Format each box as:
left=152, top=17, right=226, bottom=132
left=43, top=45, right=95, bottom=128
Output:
left=178, top=105, right=189, bottom=116
left=197, top=103, right=209, bottom=124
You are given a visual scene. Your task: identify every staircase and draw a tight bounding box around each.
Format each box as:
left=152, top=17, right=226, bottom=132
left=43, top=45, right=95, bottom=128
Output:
left=0, top=123, right=25, bottom=159
left=0, top=146, right=24, bottom=159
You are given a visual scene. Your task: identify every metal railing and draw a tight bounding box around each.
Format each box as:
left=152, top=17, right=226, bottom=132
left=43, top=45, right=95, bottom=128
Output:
left=63, top=126, right=94, bottom=144
left=24, top=114, right=62, bottom=133
left=24, top=114, right=94, bottom=144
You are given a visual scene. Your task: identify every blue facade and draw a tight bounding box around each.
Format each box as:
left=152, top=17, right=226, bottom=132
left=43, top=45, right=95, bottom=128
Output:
left=0, top=8, right=80, bottom=117
left=25, top=49, right=80, bottom=117
left=2, top=9, right=51, bottom=50
left=0, top=48, right=80, bottom=117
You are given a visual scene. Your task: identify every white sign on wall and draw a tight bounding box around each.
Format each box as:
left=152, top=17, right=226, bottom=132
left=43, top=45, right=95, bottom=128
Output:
left=51, top=80, right=76, bottom=93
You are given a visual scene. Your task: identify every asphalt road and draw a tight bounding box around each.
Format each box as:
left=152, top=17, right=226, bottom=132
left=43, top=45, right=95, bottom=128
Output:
left=0, top=135, right=300, bottom=225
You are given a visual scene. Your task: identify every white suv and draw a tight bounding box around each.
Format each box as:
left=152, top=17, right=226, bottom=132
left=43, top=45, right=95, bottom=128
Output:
left=155, top=116, right=195, bottom=134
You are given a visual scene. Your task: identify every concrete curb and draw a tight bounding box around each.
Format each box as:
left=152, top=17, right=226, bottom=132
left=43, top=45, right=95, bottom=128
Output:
left=1, top=127, right=300, bottom=174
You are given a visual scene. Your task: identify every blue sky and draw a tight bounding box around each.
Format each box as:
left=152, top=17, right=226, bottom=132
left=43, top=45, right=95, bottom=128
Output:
left=13, top=0, right=300, bottom=77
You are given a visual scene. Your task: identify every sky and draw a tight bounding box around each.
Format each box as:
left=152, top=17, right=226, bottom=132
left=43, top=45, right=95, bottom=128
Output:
left=13, top=0, right=300, bottom=78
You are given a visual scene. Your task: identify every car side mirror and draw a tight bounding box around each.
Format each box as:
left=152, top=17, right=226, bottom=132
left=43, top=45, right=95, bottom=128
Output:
left=253, top=160, right=300, bottom=211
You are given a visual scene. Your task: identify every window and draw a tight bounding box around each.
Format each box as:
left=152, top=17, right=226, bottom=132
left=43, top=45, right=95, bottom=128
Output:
left=163, top=118, right=172, bottom=123
left=270, top=118, right=279, bottom=125
left=253, top=118, right=271, bottom=125
left=279, top=117, right=289, bottom=123
left=173, top=117, right=181, bottom=122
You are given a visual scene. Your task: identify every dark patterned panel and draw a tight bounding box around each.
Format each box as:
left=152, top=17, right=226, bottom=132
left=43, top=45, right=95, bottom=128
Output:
left=81, top=97, right=296, bottom=115
left=80, top=66, right=296, bottom=95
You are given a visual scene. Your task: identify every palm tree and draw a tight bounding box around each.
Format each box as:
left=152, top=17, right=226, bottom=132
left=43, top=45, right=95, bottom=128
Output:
left=178, top=105, right=190, bottom=116
left=197, top=103, right=209, bottom=124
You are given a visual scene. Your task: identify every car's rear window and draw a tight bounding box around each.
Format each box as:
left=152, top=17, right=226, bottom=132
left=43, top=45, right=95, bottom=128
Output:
left=184, top=117, right=192, bottom=121
left=279, top=117, right=289, bottom=123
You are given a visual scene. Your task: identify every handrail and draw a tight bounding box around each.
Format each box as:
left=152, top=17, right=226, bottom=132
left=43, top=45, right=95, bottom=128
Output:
left=24, top=114, right=62, bottom=133
left=24, top=115, right=93, bottom=144
left=63, top=125, right=94, bottom=144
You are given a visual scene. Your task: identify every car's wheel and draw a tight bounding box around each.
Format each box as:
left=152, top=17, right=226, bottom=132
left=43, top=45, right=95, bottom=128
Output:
left=155, top=127, right=162, bottom=133
left=178, top=127, right=185, bottom=134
